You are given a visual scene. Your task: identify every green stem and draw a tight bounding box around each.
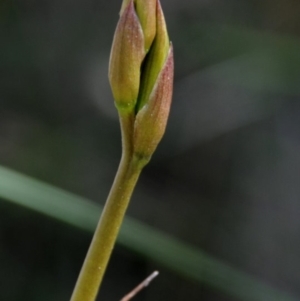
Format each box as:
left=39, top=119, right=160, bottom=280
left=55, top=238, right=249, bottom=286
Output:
left=70, top=112, right=144, bottom=301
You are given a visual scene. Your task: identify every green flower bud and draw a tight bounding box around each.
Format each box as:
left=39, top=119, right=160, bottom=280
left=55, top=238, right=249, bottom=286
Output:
left=109, top=0, right=174, bottom=162
left=136, top=0, right=170, bottom=112
left=135, top=0, right=157, bottom=52
left=120, top=0, right=156, bottom=52
left=108, top=0, right=145, bottom=111
left=133, top=45, right=174, bottom=162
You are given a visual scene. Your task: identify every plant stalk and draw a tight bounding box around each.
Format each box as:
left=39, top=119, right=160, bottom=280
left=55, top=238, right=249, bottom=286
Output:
left=70, top=113, right=144, bottom=301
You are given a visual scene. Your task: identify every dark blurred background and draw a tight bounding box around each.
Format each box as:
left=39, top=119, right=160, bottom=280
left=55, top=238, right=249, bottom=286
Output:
left=1, top=0, right=300, bottom=300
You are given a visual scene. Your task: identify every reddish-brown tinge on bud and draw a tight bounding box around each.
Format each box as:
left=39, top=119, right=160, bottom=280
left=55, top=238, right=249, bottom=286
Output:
left=133, top=45, right=174, bottom=160
left=109, top=0, right=145, bottom=110
left=120, top=0, right=156, bottom=52
left=120, top=0, right=131, bottom=15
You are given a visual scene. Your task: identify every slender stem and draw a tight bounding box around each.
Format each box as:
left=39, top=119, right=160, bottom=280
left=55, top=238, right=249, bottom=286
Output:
left=70, top=112, right=144, bottom=301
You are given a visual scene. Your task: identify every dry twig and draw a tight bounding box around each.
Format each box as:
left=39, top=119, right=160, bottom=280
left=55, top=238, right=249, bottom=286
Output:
left=120, top=271, right=159, bottom=301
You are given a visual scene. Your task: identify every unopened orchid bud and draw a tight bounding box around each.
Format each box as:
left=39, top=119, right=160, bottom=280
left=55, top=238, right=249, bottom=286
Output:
left=109, top=0, right=174, bottom=162
left=120, top=0, right=156, bottom=52
left=136, top=0, right=170, bottom=112
left=109, top=0, right=145, bottom=111
left=135, top=0, right=157, bottom=52
left=133, top=45, right=174, bottom=161
left=132, top=1, right=173, bottom=161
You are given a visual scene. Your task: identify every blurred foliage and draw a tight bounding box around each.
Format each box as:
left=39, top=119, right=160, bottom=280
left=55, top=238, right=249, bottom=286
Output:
left=0, top=165, right=298, bottom=301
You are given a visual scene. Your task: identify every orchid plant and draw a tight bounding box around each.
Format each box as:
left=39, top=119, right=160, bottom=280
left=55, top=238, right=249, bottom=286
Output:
left=70, top=1, right=173, bottom=300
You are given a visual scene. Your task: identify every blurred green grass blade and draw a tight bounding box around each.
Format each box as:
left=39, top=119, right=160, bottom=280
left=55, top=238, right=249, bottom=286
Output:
left=0, top=165, right=99, bottom=232
left=179, top=23, right=300, bottom=96
left=0, top=165, right=297, bottom=301
left=204, top=48, right=300, bottom=95
left=121, top=220, right=295, bottom=301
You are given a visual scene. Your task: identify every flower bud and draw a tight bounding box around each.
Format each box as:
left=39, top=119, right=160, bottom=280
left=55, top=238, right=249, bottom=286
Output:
left=133, top=45, right=174, bottom=161
left=108, top=0, right=145, bottom=111
left=135, top=0, right=157, bottom=52
left=136, top=0, right=170, bottom=112
left=120, top=0, right=156, bottom=52
left=109, top=0, right=174, bottom=162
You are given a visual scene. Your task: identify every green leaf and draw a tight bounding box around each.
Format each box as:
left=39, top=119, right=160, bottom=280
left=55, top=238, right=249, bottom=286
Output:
left=0, top=165, right=297, bottom=301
